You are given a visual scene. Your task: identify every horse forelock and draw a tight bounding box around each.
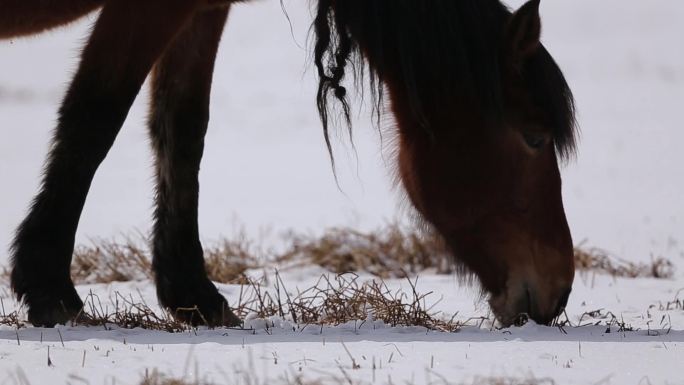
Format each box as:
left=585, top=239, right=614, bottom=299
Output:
left=525, top=46, right=579, bottom=161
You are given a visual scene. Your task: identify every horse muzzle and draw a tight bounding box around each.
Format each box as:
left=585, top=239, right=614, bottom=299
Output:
left=489, top=281, right=572, bottom=326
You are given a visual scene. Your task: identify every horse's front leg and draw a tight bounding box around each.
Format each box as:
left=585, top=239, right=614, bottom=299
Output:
left=148, top=7, right=239, bottom=327
left=10, top=0, right=202, bottom=327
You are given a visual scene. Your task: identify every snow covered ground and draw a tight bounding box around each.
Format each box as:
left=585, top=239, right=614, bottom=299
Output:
left=0, top=0, right=683, bottom=384
left=0, top=270, right=683, bottom=385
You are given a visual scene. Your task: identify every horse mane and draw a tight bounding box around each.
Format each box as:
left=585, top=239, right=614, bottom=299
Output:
left=313, top=0, right=577, bottom=161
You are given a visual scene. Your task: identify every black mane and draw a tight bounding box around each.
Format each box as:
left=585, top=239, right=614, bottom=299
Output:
left=313, top=0, right=577, bottom=160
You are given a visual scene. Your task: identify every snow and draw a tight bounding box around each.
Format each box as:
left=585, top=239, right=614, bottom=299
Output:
left=1, top=0, right=683, bottom=384
left=0, top=272, right=682, bottom=384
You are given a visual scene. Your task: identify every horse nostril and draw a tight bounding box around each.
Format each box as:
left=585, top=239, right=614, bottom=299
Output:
left=511, top=286, right=535, bottom=326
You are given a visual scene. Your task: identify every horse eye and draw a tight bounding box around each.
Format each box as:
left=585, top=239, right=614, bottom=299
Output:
left=522, top=132, right=546, bottom=150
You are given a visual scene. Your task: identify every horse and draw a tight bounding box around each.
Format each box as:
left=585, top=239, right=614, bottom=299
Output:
left=1, top=0, right=577, bottom=328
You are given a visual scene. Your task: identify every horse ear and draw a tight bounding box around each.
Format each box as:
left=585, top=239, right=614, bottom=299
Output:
left=507, top=0, right=542, bottom=60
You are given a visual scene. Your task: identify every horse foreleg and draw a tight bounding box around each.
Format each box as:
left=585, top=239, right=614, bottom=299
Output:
left=10, top=0, right=201, bottom=327
left=0, top=0, right=105, bottom=39
left=148, top=7, right=237, bottom=327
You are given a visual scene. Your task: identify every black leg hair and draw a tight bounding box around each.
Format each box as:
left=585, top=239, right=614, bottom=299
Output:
left=10, top=0, right=201, bottom=327
left=148, top=7, right=239, bottom=326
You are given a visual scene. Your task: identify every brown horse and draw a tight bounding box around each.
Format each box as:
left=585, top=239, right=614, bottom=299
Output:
left=1, top=0, right=577, bottom=328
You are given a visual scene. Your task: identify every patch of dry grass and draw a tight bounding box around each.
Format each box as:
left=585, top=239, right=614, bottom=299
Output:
left=138, top=359, right=347, bottom=385
left=465, top=379, right=555, bottom=385
left=64, top=225, right=452, bottom=285
left=71, top=235, right=151, bottom=284
left=234, top=273, right=461, bottom=332
left=0, top=306, right=21, bottom=328
left=136, top=371, right=555, bottom=385
left=76, top=291, right=189, bottom=332
left=0, top=225, right=675, bottom=332
left=651, top=288, right=684, bottom=312
left=574, top=308, right=635, bottom=332
left=0, top=272, right=461, bottom=332
left=1, top=225, right=665, bottom=287
left=277, top=225, right=453, bottom=278
left=0, top=275, right=643, bottom=334
left=64, top=232, right=261, bottom=285
left=573, top=246, right=674, bottom=279
left=203, top=236, right=262, bottom=285
left=140, top=370, right=213, bottom=385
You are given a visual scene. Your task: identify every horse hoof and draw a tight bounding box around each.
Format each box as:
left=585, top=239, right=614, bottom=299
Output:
left=157, top=279, right=241, bottom=328
left=170, top=299, right=241, bottom=327
left=21, top=287, right=84, bottom=327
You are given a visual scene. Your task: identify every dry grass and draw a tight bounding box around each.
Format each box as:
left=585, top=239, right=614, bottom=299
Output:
left=0, top=291, right=190, bottom=331
left=65, top=225, right=452, bottom=285
left=573, top=246, right=674, bottom=279
left=137, top=365, right=557, bottom=385
left=277, top=225, right=453, bottom=278
left=574, top=308, right=635, bottom=332
left=71, top=235, right=151, bottom=284
left=0, top=225, right=675, bottom=332
left=0, top=225, right=666, bottom=287
left=137, top=371, right=555, bottom=385
left=651, top=288, right=684, bottom=311
left=75, top=291, right=189, bottom=332
left=0, top=272, right=461, bottom=332
left=140, top=370, right=213, bottom=385
left=0, top=274, right=639, bottom=333
left=64, top=232, right=261, bottom=285
left=234, top=273, right=461, bottom=332
left=466, top=379, right=555, bottom=385
left=203, top=236, right=262, bottom=285
left=0, top=306, right=21, bottom=328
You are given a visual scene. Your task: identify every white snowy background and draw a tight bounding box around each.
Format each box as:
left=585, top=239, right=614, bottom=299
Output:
left=0, top=0, right=683, bottom=384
